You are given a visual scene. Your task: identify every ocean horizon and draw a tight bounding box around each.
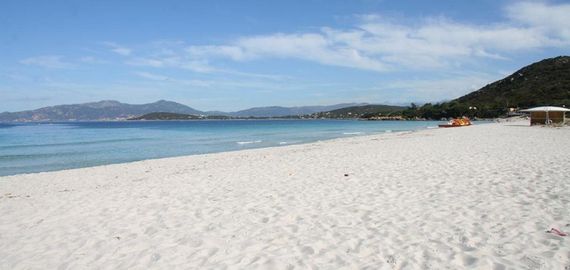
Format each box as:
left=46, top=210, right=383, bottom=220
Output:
left=0, top=120, right=452, bottom=176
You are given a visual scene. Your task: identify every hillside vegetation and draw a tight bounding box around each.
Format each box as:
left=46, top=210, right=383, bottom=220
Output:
left=403, top=56, right=570, bottom=119
left=308, top=105, right=405, bottom=119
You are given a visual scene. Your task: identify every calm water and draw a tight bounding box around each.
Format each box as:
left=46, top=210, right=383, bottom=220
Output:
left=0, top=120, right=446, bottom=176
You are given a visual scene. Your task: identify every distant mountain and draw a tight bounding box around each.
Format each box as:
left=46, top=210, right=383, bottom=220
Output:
left=403, top=56, right=570, bottom=119
left=129, top=112, right=231, bottom=120
left=0, top=100, right=204, bottom=121
left=0, top=101, right=370, bottom=121
left=128, top=104, right=407, bottom=120
left=228, top=103, right=368, bottom=117
left=308, top=104, right=406, bottom=119
left=128, top=112, right=203, bottom=120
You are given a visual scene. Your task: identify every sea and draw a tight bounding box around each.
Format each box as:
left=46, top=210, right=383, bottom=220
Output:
left=0, top=120, right=447, bottom=176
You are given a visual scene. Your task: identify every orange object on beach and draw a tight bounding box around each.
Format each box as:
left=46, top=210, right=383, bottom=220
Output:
left=438, top=117, right=472, bottom=128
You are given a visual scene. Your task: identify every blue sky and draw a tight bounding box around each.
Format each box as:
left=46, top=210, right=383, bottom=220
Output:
left=1, top=0, right=570, bottom=112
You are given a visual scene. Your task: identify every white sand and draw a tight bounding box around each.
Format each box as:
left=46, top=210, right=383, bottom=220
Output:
left=1, top=121, right=569, bottom=269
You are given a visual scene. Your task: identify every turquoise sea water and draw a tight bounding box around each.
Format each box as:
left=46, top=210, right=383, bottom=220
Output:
left=0, top=120, right=446, bottom=176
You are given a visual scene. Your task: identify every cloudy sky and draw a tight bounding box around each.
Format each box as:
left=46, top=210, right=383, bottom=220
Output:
left=1, top=0, right=569, bottom=112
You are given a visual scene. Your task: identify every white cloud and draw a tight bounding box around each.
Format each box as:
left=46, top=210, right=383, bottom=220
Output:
left=127, top=55, right=217, bottom=73
left=79, top=56, right=108, bottom=64
left=326, top=72, right=500, bottom=105
left=103, top=42, right=132, bottom=56
left=131, top=71, right=295, bottom=91
left=133, top=71, right=170, bottom=81
left=4, top=73, right=29, bottom=81
left=187, top=45, right=248, bottom=61
left=186, top=33, right=389, bottom=72
left=128, top=57, right=166, bottom=68
left=133, top=71, right=212, bottom=87
left=380, top=74, right=500, bottom=102
left=20, top=56, right=73, bottom=69
left=506, top=1, right=570, bottom=42
left=240, top=33, right=389, bottom=71
left=173, top=2, right=570, bottom=72
left=128, top=50, right=287, bottom=79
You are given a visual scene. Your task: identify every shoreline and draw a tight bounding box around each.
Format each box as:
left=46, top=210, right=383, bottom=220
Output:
left=1, top=118, right=497, bottom=124
left=1, top=121, right=569, bottom=269
left=0, top=122, right=445, bottom=178
left=0, top=128, right=420, bottom=179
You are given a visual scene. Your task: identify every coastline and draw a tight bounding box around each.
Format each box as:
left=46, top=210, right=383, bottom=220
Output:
left=0, top=119, right=446, bottom=177
left=1, top=121, right=569, bottom=269
left=0, top=126, right=429, bottom=178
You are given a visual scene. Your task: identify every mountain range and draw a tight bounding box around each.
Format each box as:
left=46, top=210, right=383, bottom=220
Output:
left=2, top=56, right=568, bottom=121
left=227, top=103, right=368, bottom=117
left=0, top=100, right=368, bottom=121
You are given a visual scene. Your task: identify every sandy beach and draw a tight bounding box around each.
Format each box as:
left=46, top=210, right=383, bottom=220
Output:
left=1, top=121, right=569, bottom=269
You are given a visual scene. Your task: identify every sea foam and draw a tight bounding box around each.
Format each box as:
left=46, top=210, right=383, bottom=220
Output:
left=236, top=140, right=262, bottom=145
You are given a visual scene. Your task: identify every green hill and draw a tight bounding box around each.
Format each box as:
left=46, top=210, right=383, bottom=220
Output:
left=128, top=112, right=202, bottom=120
left=308, top=104, right=405, bottom=119
left=128, top=112, right=231, bottom=120
left=403, top=56, right=570, bottom=119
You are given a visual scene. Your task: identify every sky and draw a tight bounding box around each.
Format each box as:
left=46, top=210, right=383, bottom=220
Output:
left=1, top=0, right=570, bottom=112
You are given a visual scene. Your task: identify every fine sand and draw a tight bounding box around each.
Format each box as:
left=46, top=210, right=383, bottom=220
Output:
left=0, top=121, right=569, bottom=269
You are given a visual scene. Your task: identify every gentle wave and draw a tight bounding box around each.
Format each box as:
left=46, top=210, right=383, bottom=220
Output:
left=236, top=140, right=262, bottom=145
left=0, top=123, right=16, bottom=129
left=0, top=151, right=87, bottom=161
left=0, top=120, right=448, bottom=176
left=0, top=138, right=150, bottom=150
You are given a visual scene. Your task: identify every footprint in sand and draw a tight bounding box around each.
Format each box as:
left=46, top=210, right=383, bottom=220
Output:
left=144, top=226, right=158, bottom=236
left=462, top=255, right=478, bottom=267
left=301, top=246, right=315, bottom=255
